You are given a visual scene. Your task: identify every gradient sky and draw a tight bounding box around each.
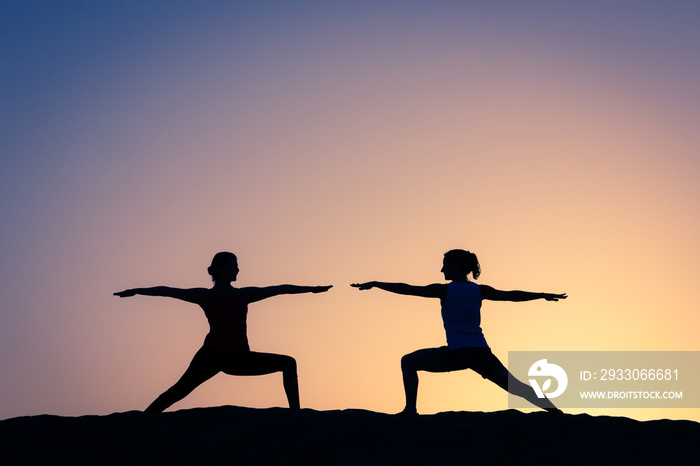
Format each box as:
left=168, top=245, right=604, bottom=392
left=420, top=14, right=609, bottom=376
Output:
left=2, top=1, right=699, bottom=422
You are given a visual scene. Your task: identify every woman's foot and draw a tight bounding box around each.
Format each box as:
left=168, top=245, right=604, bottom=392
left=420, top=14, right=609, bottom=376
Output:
left=395, top=407, right=418, bottom=417
left=544, top=407, right=564, bottom=415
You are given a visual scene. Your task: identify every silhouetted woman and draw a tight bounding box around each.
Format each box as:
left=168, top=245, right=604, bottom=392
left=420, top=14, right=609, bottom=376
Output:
left=115, top=252, right=331, bottom=412
left=352, top=249, right=566, bottom=415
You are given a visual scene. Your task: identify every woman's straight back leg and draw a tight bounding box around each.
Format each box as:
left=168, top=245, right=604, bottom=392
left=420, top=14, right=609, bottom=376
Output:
left=145, top=346, right=221, bottom=412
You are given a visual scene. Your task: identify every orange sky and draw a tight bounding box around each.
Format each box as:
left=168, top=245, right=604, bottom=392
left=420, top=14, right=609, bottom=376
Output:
left=1, top=1, right=699, bottom=422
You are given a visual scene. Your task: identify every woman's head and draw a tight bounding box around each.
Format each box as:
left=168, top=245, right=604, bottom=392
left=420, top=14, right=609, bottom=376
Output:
left=208, top=252, right=238, bottom=283
left=443, top=249, right=481, bottom=280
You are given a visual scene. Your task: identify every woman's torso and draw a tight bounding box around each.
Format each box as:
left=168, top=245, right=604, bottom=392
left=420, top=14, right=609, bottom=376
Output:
left=441, top=281, right=488, bottom=349
left=202, top=288, right=250, bottom=352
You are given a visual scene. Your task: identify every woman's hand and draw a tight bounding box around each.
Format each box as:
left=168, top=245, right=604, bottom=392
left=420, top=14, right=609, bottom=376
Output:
left=544, top=293, right=567, bottom=302
left=113, top=289, right=136, bottom=298
left=312, top=285, right=333, bottom=293
left=351, top=282, right=375, bottom=290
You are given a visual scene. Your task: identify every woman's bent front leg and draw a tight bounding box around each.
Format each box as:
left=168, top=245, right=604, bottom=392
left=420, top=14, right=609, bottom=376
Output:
left=400, top=348, right=450, bottom=414
left=223, top=352, right=300, bottom=410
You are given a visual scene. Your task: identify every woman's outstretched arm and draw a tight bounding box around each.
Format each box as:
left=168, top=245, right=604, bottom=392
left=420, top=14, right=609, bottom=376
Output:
left=113, top=287, right=209, bottom=305
left=479, top=285, right=567, bottom=302
left=351, top=282, right=446, bottom=299
left=242, top=285, right=333, bottom=304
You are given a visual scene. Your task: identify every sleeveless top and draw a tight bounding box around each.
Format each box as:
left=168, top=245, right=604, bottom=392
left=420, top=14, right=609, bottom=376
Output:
left=202, top=290, right=250, bottom=352
left=441, top=281, right=489, bottom=349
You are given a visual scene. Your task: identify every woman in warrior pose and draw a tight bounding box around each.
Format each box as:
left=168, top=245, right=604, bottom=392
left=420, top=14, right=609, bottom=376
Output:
left=352, top=249, right=566, bottom=415
left=115, top=251, right=331, bottom=412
